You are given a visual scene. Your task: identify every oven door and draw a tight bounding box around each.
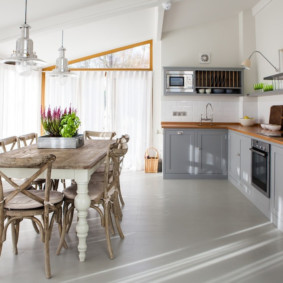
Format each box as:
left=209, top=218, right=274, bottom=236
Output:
left=250, top=148, right=270, bottom=198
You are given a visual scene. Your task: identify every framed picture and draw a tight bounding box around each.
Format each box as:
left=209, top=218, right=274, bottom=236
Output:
left=199, top=53, right=210, bottom=64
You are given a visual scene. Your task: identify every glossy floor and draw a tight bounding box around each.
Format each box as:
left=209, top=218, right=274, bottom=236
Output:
left=1, top=172, right=283, bottom=282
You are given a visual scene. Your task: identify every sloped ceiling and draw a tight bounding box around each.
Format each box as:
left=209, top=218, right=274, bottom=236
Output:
left=0, top=0, right=260, bottom=65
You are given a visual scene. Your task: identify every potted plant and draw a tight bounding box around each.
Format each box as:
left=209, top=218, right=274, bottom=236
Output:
left=38, top=106, right=84, bottom=148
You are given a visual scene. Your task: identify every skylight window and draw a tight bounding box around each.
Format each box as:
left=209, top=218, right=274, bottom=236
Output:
left=68, top=41, right=151, bottom=69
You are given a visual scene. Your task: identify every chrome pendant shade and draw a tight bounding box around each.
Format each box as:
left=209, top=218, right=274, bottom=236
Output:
left=48, top=31, right=77, bottom=77
left=1, top=0, right=46, bottom=70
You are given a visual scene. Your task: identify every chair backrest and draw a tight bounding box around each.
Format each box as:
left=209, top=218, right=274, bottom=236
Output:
left=0, top=154, right=56, bottom=210
left=84, top=131, right=116, bottom=140
left=17, top=133, right=38, bottom=148
left=113, top=135, right=129, bottom=176
left=0, top=136, right=18, bottom=153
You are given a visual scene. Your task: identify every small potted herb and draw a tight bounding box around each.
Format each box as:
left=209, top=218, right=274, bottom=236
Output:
left=39, top=106, right=83, bottom=148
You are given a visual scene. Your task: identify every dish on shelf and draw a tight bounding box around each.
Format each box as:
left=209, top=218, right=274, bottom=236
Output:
left=266, top=124, right=281, bottom=131
left=239, top=117, right=255, bottom=126
left=260, top=123, right=268, bottom=129
left=212, top=89, right=225, bottom=94
left=198, top=89, right=205, bottom=93
left=225, top=89, right=233, bottom=94
left=206, top=88, right=211, bottom=94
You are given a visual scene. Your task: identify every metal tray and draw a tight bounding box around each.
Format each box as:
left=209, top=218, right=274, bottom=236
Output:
left=37, top=134, right=84, bottom=149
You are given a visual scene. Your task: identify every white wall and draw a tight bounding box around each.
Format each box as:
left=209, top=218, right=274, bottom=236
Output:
left=159, top=16, right=242, bottom=128
left=253, top=0, right=283, bottom=123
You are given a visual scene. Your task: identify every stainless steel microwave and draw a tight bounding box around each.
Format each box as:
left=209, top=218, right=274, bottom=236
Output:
left=166, top=70, right=194, bottom=93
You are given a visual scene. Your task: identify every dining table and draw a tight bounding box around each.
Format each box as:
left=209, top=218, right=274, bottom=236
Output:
left=0, top=139, right=113, bottom=262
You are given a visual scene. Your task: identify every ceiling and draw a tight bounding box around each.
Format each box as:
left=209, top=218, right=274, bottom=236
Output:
left=0, top=0, right=260, bottom=65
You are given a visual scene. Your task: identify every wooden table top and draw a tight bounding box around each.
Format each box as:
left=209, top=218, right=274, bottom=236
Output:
left=161, top=122, right=283, bottom=146
left=0, top=140, right=113, bottom=170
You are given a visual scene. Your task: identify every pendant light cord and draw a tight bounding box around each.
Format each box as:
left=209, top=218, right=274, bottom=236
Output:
left=61, top=30, right=64, bottom=48
left=24, top=0, right=27, bottom=24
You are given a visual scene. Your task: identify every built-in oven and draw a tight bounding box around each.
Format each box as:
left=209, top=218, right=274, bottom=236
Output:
left=166, top=70, right=194, bottom=93
left=250, top=139, right=270, bottom=198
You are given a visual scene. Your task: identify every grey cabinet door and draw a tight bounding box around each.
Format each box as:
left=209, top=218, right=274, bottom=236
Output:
left=240, top=135, right=251, bottom=186
left=164, top=129, right=196, bottom=174
left=229, top=132, right=241, bottom=181
left=271, top=145, right=283, bottom=227
left=197, top=130, right=227, bottom=174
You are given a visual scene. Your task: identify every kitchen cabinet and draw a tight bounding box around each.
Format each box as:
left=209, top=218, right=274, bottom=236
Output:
left=228, top=131, right=252, bottom=195
left=270, top=145, right=283, bottom=230
left=163, top=129, right=227, bottom=179
left=164, top=66, right=243, bottom=96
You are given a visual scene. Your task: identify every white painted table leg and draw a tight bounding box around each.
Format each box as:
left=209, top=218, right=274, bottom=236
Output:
left=74, top=181, right=91, bottom=262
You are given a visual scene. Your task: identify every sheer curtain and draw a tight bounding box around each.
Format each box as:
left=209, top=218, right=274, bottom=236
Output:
left=0, top=64, right=41, bottom=138
left=45, top=70, right=153, bottom=171
left=45, top=75, right=79, bottom=110
left=109, top=71, right=153, bottom=170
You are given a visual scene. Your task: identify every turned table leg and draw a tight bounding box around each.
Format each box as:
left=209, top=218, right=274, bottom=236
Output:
left=74, top=180, right=91, bottom=262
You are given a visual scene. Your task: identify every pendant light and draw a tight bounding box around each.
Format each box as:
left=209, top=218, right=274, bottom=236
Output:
left=48, top=31, right=77, bottom=77
left=1, top=0, right=46, bottom=71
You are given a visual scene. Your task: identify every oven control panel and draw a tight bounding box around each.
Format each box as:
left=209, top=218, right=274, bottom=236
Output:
left=251, top=139, right=270, bottom=153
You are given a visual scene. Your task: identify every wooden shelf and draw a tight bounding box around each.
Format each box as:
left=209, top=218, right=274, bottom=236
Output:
left=247, top=90, right=283, bottom=97
left=164, top=67, right=244, bottom=96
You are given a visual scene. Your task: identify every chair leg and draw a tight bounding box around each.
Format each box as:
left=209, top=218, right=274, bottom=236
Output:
left=104, top=202, right=114, bottom=259
left=0, top=213, right=4, bottom=256
left=117, top=182, right=125, bottom=207
left=44, top=213, right=51, bottom=279
left=57, top=202, right=72, bottom=255
left=113, top=193, right=124, bottom=239
left=31, top=219, right=40, bottom=234
left=11, top=221, right=18, bottom=255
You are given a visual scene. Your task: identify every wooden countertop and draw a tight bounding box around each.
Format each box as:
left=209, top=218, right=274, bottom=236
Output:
left=161, top=122, right=283, bottom=146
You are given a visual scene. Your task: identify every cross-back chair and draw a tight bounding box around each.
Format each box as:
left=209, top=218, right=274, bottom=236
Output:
left=17, top=133, right=38, bottom=148
left=17, top=133, right=46, bottom=190
left=0, top=136, right=17, bottom=153
left=84, top=130, right=116, bottom=141
left=57, top=138, right=127, bottom=259
left=0, top=154, right=64, bottom=279
left=92, top=134, right=129, bottom=209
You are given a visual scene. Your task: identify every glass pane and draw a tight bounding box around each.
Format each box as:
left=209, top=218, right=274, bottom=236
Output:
left=69, top=43, right=150, bottom=69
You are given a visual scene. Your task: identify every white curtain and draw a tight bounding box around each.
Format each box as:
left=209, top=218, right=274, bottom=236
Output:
left=45, top=70, right=153, bottom=171
left=109, top=71, right=153, bottom=170
left=0, top=64, right=41, bottom=139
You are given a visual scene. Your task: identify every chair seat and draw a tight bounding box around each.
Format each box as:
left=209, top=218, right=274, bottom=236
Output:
left=64, top=182, right=104, bottom=201
left=4, top=190, right=63, bottom=210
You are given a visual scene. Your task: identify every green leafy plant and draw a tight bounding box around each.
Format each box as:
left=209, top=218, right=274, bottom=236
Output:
left=60, top=112, right=81, bottom=137
left=253, top=83, right=264, bottom=90
left=41, top=106, right=80, bottom=137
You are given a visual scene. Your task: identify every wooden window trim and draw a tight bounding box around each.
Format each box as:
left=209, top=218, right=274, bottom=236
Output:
left=43, top=39, right=153, bottom=71
left=41, top=40, right=153, bottom=134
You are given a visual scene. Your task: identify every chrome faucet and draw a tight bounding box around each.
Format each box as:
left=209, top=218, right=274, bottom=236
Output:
left=200, top=103, right=213, bottom=125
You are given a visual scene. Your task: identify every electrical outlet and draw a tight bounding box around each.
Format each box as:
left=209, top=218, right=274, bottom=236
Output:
left=173, top=111, right=187, bottom=116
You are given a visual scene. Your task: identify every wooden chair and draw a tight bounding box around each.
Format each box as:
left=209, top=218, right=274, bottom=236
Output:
left=0, top=154, right=64, bottom=279
left=17, top=133, right=46, bottom=190
left=92, top=135, right=129, bottom=209
left=84, top=130, right=116, bottom=140
left=0, top=136, right=18, bottom=153
left=57, top=140, right=126, bottom=259
left=17, top=133, right=38, bottom=148
left=0, top=136, right=31, bottom=190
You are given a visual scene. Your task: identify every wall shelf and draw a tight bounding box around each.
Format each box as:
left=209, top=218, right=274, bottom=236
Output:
left=164, top=66, right=244, bottom=96
left=247, top=90, right=283, bottom=97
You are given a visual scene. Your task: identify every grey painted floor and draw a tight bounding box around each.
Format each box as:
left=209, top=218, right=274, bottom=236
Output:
left=1, top=172, right=283, bottom=283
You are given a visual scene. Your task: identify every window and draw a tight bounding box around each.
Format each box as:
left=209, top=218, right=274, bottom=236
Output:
left=67, top=40, right=152, bottom=70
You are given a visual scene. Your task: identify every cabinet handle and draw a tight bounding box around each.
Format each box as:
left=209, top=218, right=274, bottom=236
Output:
left=177, top=131, right=183, bottom=135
